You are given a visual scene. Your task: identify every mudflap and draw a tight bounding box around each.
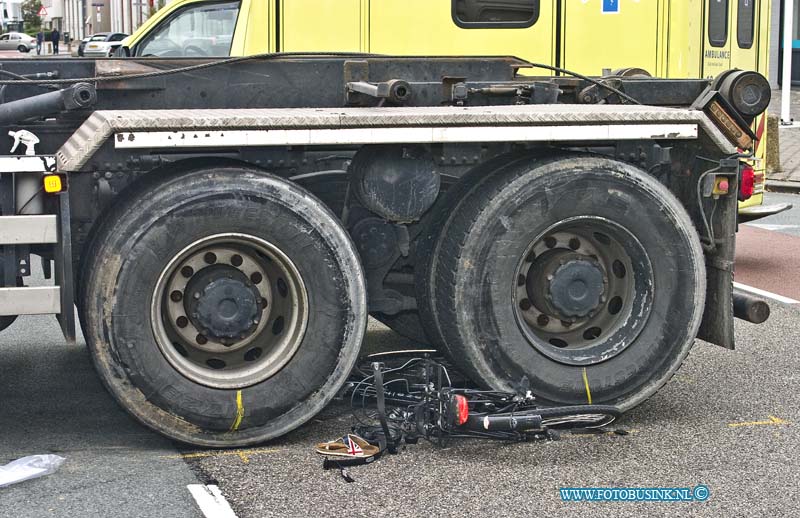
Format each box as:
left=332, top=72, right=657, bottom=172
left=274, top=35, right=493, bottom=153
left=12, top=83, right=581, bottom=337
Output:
left=698, top=256, right=735, bottom=350
left=55, top=191, right=75, bottom=343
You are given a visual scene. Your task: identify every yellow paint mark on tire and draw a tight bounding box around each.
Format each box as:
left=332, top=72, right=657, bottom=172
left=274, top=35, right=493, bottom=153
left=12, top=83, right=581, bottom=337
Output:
left=582, top=367, right=592, bottom=405
left=229, top=390, right=245, bottom=432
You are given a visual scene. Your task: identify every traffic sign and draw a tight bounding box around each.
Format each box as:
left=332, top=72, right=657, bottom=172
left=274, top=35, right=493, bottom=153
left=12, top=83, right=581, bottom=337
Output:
left=37, top=5, right=47, bottom=16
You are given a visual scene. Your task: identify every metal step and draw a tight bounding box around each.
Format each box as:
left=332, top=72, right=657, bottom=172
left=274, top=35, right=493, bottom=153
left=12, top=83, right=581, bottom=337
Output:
left=0, top=215, right=58, bottom=245
left=0, top=286, right=60, bottom=316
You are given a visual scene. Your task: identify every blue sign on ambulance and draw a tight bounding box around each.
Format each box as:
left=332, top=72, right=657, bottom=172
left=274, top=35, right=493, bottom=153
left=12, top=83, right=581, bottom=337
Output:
left=602, top=0, right=619, bottom=14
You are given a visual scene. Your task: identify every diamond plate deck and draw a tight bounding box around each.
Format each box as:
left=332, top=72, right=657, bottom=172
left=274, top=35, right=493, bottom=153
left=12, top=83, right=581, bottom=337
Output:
left=56, top=104, right=735, bottom=172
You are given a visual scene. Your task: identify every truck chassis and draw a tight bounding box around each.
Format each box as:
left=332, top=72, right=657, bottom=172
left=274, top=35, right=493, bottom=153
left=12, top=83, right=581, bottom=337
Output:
left=0, top=54, right=770, bottom=446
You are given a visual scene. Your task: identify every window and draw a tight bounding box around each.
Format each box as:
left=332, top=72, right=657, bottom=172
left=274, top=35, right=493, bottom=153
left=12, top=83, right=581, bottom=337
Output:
left=737, top=0, right=755, bottom=49
left=135, top=1, right=240, bottom=57
left=452, top=0, right=539, bottom=29
left=0, top=35, right=8, bottom=42
left=708, top=0, right=729, bottom=47
left=109, top=33, right=127, bottom=42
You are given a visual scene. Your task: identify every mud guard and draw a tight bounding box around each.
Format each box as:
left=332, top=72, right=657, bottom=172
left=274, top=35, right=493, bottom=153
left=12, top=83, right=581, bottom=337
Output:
left=697, top=260, right=735, bottom=349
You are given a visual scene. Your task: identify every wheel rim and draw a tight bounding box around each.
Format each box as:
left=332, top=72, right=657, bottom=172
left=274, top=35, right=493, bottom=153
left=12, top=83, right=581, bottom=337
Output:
left=152, top=233, right=308, bottom=389
left=513, top=216, right=653, bottom=366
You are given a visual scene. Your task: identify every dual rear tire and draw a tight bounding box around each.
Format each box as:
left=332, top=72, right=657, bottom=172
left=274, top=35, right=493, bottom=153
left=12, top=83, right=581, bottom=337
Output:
left=418, top=155, right=706, bottom=410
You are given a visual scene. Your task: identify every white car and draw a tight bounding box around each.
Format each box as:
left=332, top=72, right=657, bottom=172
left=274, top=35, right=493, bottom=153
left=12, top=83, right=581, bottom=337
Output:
left=82, top=33, right=128, bottom=57
left=0, top=32, right=36, bottom=53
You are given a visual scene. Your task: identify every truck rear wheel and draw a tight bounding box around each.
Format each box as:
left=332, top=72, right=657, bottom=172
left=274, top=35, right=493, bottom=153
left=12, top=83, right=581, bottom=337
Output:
left=427, top=156, right=705, bottom=411
left=80, top=167, right=366, bottom=446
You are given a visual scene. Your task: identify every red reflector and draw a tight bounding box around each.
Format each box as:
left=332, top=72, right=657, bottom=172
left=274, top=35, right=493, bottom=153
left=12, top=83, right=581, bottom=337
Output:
left=739, top=165, right=755, bottom=201
left=453, top=395, right=469, bottom=426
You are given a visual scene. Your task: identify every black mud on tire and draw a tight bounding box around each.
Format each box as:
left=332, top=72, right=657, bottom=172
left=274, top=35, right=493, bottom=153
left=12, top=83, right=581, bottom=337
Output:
left=80, top=167, right=366, bottom=447
left=429, top=156, right=706, bottom=411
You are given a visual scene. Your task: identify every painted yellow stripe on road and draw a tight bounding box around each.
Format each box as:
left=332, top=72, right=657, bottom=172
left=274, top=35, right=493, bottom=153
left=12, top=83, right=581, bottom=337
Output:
left=161, top=448, right=280, bottom=461
left=728, top=415, right=789, bottom=428
left=229, top=390, right=245, bottom=432
left=582, top=368, right=592, bottom=405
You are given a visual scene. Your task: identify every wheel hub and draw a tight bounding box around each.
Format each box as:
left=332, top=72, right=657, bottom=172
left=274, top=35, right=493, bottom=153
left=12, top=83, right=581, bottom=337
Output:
left=186, top=266, right=261, bottom=341
left=514, top=218, right=653, bottom=366
left=153, top=235, right=309, bottom=389
left=547, top=258, right=605, bottom=319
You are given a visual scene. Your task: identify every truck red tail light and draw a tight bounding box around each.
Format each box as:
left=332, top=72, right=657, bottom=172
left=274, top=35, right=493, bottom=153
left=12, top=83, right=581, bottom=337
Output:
left=452, top=394, right=469, bottom=426
left=739, top=164, right=755, bottom=201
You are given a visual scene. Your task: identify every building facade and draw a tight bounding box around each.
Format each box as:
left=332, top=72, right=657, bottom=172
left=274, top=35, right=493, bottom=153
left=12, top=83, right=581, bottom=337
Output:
left=62, top=0, right=156, bottom=41
left=0, top=0, right=24, bottom=32
left=42, top=0, right=64, bottom=31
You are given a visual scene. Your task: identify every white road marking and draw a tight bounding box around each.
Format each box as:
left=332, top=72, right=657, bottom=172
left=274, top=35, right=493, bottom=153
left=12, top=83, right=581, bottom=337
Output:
left=188, top=484, right=238, bottom=518
left=734, top=282, right=800, bottom=305
left=746, top=223, right=800, bottom=231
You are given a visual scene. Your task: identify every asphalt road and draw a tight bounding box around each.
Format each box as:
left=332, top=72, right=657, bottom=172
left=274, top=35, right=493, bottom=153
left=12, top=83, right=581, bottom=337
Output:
left=1, top=193, right=799, bottom=518
left=737, top=192, right=800, bottom=300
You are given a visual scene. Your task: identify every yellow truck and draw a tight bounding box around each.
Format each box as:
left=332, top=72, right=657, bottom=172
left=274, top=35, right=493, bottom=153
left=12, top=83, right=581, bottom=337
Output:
left=119, top=0, right=787, bottom=220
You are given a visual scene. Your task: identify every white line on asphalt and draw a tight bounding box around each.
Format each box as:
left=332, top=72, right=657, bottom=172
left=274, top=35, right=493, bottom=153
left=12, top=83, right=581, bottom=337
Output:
left=734, top=282, right=800, bottom=304
left=746, top=223, right=800, bottom=231
left=188, top=484, right=238, bottom=518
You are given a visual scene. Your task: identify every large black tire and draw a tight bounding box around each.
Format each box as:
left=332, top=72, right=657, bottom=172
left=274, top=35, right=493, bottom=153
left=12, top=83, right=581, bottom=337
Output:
left=425, top=155, right=705, bottom=411
left=416, top=152, right=537, bottom=352
left=0, top=315, right=17, bottom=332
left=0, top=278, right=24, bottom=333
left=81, top=167, right=367, bottom=446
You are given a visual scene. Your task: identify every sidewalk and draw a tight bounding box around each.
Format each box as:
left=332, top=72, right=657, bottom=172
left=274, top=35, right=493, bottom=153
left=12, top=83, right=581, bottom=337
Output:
left=768, top=88, right=800, bottom=190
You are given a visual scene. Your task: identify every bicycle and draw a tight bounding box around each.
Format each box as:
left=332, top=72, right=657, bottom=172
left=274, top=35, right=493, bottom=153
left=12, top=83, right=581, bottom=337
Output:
left=346, top=350, right=621, bottom=449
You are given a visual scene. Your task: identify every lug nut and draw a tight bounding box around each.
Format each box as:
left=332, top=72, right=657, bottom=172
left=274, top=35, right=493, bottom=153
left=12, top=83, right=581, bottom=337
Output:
left=537, top=314, right=549, bottom=326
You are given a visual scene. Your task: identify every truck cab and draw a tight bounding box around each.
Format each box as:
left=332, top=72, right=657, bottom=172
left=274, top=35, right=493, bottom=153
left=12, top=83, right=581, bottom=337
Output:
left=123, top=0, right=269, bottom=58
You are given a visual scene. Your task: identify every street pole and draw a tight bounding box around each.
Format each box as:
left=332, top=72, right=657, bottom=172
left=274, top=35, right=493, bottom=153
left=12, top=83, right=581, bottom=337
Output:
left=782, top=0, right=795, bottom=124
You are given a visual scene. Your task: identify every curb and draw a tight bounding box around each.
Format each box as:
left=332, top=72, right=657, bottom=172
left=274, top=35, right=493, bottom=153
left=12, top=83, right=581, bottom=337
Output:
left=766, top=179, right=800, bottom=194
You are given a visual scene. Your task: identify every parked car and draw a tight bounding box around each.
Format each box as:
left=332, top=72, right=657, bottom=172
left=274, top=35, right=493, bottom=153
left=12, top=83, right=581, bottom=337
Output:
left=0, top=32, right=36, bottom=53
left=80, top=33, right=128, bottom=57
